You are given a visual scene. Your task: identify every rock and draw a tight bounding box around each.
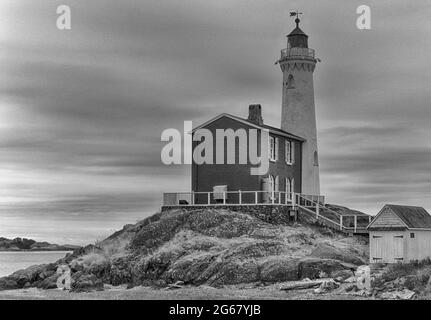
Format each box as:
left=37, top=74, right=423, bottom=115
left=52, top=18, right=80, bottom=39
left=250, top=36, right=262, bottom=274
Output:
left=314, top=279, right=339, bottom=294
left=260, top=258, right=300, bottom=282
left=345, top=284, right=358, bottom=292
left=167, top=281, right=185, bottom=289
left=8, top=264, right=48, bottom=287
left=345, top=276, right=357, bottom=283
left=70, top=260, right=85, bottom=272
left=280, top=278, right=325, bottom=291
left=310, top=243, right=366, bottom=265
left=71, top=272, right=104, bottom=292
left=38, top=269, right=55, bottom=280
left=298, top=258, right=346, bottom=279
left=355, top=265, right=371, bottom=291
left=331, top=269, right=354, bottom=281
left=163, top=252, right=218, bottom=285
left=38, top=273, right=60, bottom=289
left=0, top=277, right=19, bottom=291
left=109, top=256, right=133, bottom=285
left=208, top=260, right=260, bottom=286
left=88, top=260, right=111, bottom=282
left=381, top=289, right=416, bottom=300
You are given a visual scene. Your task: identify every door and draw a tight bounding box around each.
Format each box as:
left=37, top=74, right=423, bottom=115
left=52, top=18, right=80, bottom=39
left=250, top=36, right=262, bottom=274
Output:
left=393, top=235, right=404, bottom=262
left=261, top=178, right=270, bottom=203
left=371, top=234, right=383, bottom=263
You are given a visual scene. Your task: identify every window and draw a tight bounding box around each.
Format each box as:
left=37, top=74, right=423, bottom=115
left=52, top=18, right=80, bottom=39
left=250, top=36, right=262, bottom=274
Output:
left=313, top=151, right=319, bottom=166
left=286, top=74, right=295, bottom=89
left=269, top=175, right=275, bottom=192
left=269, top=136, right=278, bottom=162
left=285, top=178, right=294, bottom=200
left=285, top=140, right=294, bottom=164
left=410, top=233, right=415, bottom=239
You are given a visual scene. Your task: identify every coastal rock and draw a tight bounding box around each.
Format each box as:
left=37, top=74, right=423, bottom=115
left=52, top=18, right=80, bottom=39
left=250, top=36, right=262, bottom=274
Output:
left=71, top=272, right=103, bottom=292
left=260, top=258, right=300, bottom=282
left=109, top=256, right=133, bottom=285
left=298, top=258, right=346, bottom=279
left=38, top=273, right=60, bottom=289
left=207, top=260, right=260, bottom=286
left=0, top=277, right=19, bottom=290
left=8, top=264, right=48, bottom=287
left=331, top=269, right=354, bottom=281
left=310, top=243, right=366, bottom=265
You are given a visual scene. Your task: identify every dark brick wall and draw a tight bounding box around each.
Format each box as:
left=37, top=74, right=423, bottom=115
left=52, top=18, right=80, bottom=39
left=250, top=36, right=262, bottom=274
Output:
left=191, top=115, right=302, bottom=203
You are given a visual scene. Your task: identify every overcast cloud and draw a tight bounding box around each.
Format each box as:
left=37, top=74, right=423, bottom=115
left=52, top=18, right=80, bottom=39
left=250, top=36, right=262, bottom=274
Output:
left=1, top=0, right=431, bottom=244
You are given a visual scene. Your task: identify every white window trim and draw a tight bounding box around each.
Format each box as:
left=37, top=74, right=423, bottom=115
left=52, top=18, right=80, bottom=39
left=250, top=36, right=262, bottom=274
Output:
left=285, top=177, right=294, bottom=200
left=269, top=136, right=276, bottom=162
left=269, top=175, right=275, bottom=192
left=285, top=140, right=294, bottom=165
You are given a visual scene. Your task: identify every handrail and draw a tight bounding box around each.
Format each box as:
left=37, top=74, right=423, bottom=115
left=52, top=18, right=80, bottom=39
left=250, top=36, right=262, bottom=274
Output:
left=294, top=193, right=369, bottom=232
left=163, top=191, right=369, bottom=233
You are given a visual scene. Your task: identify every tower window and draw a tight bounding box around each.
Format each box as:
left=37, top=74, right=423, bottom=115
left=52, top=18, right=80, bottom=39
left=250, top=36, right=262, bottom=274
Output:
left=286, top=74, right=295, bottom=89
left=313, top=151, right=319, bottom=166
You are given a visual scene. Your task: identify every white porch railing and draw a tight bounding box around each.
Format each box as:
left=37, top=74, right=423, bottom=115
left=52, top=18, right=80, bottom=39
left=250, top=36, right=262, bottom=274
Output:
left=294, top=193, right=371, bottom=233
left=163, top=191, right=303, bottom=206
left=162, top=191, right=371, bottom=234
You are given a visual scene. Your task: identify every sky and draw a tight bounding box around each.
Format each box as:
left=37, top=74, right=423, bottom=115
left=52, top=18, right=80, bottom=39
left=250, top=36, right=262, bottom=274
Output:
left=1, top=0, right=431, bottom=245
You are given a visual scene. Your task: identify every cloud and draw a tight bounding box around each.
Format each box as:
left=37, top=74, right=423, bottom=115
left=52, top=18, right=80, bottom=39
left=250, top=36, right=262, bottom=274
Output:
left=1, top=0, right=431, bottom=242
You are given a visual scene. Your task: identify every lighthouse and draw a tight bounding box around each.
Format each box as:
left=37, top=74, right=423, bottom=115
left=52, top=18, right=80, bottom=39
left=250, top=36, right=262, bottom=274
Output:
left=279, top=15, right=320, bottom=195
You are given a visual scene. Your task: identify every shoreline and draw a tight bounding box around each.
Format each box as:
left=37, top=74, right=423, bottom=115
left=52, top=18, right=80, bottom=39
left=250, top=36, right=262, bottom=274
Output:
left=0, top=283, right=371, bottom=300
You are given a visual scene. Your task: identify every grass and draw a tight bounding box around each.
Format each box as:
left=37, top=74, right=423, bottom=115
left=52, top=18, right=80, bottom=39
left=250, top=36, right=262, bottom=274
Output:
left=374, top=258, right=431, bottom=292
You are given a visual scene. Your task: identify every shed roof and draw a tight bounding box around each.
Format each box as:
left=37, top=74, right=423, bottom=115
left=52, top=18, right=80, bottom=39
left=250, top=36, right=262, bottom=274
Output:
left=385, top=204, right=431, bottom=229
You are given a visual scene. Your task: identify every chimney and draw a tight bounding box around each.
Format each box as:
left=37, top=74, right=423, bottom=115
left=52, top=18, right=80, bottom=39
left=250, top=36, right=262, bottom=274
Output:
left=248, top=104, right=263, bottom=125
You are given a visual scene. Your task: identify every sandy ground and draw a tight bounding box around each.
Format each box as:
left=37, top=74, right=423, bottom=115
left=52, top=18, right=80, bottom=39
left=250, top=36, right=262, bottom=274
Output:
left=0, top=283, right=371, bottom=300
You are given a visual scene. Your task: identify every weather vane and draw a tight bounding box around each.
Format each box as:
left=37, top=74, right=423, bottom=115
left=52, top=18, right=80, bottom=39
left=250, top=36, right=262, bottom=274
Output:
left=289, top=10, right=303, bottom=27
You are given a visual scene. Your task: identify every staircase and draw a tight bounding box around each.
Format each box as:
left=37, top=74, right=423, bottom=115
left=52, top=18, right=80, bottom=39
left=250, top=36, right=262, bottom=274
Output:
left=293, top=193, right=371, bottom=235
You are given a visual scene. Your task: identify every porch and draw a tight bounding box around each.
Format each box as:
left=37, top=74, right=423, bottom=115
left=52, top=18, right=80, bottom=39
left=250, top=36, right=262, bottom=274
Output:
left=162, top=191, right=372, bottom=235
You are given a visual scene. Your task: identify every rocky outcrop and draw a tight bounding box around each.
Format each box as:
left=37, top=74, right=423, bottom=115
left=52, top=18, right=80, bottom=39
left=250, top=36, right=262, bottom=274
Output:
left=0, top=208, right=369, bottom=292
left=71, top=272, right=104, bottom=292
left=310, top=243, right=366, bottom=265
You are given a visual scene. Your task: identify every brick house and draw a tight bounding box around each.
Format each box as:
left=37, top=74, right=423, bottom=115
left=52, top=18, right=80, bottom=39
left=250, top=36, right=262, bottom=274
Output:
left=191, top=105, right=305, bottom=204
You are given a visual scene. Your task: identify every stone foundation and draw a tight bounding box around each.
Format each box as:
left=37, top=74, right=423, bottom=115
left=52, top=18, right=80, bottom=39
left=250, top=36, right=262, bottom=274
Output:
left=161, top=205, right=297, bottom=225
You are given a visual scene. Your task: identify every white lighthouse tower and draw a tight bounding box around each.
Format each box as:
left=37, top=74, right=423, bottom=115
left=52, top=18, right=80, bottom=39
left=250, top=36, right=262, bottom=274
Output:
left=279, top=15, right=320, bottom=195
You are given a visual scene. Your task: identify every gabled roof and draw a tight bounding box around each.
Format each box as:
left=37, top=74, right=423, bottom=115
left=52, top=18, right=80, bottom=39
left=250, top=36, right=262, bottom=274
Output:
left=368, top=204, right=431, bottom=230
left=191, top=113, right=306, bottom=142
left=386, top=204, right=431, bottom=229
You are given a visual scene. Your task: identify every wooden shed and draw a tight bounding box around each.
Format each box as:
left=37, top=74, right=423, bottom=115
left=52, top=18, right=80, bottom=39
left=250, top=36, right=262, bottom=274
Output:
left=367, top=204, right=431, bottom=263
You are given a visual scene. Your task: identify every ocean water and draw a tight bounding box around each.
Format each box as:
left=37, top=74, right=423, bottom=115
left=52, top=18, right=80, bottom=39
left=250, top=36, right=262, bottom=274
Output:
left=0, top=251, right=71, bottom=277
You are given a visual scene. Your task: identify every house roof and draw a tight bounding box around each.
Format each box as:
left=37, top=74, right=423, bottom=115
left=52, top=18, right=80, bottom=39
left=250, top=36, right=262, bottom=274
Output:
left=368, top=204, right=431, bottom=230
left=191, top=113, right=306, bottom=142
left=385, top=204, right=431, bottom=229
